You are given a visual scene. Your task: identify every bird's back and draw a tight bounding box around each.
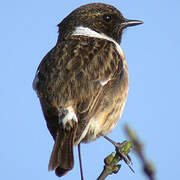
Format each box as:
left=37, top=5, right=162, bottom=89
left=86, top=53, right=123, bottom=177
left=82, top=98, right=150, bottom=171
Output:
left=34, top=35, right=128, bottom=142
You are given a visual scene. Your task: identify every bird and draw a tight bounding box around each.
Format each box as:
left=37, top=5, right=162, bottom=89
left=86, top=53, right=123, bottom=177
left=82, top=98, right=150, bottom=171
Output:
left=33, top=3, right=143, bottom=177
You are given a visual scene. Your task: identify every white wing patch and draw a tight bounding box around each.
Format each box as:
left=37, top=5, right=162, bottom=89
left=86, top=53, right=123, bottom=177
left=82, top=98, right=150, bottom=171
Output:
left=62, top=106, right=78, bottom=128
left=100, top=79, right=110, bottom=86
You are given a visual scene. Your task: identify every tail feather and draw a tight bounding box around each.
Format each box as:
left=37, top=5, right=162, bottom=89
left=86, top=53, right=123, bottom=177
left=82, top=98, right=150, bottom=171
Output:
left=48, top=126, right=76, bottom=177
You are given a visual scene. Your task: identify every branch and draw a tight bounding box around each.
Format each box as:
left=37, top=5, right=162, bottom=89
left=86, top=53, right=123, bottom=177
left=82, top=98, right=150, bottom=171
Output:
left=97, top=140, right=134, bottom=180
left=125, top=125, right=156, bottom=180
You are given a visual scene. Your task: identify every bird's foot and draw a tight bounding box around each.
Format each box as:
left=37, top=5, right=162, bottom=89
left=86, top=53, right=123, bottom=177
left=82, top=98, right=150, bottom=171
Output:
left=115, top=141, right=134, bottom=173
left=103, top=136, right=134, bottom=173
left=97, top=139, right=134, bottom=180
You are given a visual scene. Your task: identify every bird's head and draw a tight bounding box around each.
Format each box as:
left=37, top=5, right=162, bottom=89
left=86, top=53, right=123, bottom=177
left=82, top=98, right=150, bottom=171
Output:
left=58, top=3, right=143, bottom=43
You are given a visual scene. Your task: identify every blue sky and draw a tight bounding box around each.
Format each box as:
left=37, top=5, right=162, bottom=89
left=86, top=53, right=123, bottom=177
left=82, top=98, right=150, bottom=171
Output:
left=1, top=0, right=180, bottom=179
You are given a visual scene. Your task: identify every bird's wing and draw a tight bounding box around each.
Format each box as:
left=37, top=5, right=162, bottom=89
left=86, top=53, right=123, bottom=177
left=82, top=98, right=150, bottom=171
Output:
left=35, top=35, right=124, bottom=139
left=62, top=35, right=124, bottom=141
left=34, top=35, right=125, bottom=172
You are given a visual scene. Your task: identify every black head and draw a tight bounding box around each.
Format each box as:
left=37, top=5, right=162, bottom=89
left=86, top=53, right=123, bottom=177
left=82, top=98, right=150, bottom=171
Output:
left=58, top=3, right=143, bottom=43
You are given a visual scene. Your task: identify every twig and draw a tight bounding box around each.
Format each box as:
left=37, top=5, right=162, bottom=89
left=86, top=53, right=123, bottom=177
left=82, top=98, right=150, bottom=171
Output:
left=97, top=138, right=133, bottom=180
left=125, top=125, right=156, bottom=180
left=97, top=152, right=121, bottom=180
left=78, top=144, right=84, bottom=180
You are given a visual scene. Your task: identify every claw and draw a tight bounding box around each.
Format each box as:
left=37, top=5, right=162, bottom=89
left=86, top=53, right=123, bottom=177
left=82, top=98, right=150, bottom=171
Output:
left=115, top=141, right=135, bottom=173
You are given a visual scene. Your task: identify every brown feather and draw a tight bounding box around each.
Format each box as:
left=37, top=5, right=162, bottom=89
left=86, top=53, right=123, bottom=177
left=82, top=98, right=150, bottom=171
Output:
left=48, top=125, right=77, bottom=177
left=35, top=34, right=128, bottom=176
left=33, top=3, right=143, bottom=177
left=36, top=35, right=127, bottom=143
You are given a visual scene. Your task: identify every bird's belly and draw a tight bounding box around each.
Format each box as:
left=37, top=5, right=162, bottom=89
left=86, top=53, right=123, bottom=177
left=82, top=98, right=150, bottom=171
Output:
left=76, top=69, right=129, bottom=144
left=81, top=89, right=128, bottom=143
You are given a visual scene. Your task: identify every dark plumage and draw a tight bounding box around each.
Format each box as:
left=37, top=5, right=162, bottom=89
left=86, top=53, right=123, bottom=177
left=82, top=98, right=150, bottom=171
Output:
left=33, top=3, right=143, bottom=177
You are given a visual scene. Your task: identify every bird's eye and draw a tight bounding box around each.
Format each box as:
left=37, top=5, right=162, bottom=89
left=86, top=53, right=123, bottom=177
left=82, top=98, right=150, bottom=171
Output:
left=103, top=14, right=112, bottom=22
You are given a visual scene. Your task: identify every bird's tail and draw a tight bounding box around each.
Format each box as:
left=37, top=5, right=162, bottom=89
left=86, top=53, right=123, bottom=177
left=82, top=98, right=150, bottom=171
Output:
left=48, top=126, right=76, bottom=177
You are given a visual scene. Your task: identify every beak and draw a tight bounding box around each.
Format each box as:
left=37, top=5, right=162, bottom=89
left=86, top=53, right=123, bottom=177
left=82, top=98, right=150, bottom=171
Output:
left=121, top=19, right=143, bottom=28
